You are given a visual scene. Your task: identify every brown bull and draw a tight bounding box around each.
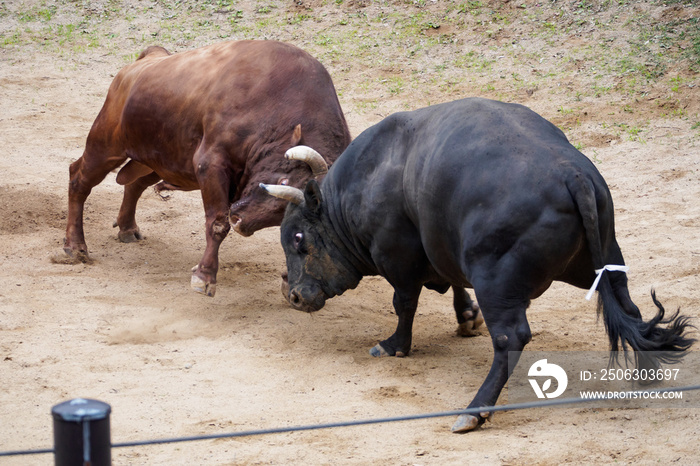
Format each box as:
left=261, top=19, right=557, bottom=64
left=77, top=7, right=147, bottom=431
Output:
left=61, top=40, right=351, bottom=296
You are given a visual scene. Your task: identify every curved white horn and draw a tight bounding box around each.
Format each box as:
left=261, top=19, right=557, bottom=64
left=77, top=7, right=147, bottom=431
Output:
left=285, top=145, right=328, bottom=178
left=259, top=183, right=303, bottom=205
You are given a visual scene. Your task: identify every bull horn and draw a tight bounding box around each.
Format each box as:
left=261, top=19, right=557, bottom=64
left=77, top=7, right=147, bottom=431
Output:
left=259, top=183, right=303, bottom=205
left=285, top=145, right=328, bottom=178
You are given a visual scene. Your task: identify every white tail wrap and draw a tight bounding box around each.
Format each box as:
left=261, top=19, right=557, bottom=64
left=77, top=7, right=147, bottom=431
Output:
left=585, top=265, right=630, bottom=301
left=285, top=145, right=328, bottom=178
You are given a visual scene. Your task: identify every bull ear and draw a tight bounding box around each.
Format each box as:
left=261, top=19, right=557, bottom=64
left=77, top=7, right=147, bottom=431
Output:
left=304, top=180, right=323, bottom=215
left=291, top=124, right=303, bottom=146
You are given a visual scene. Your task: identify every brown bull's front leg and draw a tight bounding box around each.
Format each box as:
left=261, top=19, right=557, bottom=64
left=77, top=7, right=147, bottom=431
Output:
left=191, top=214, right=230, bottom=296
left=190, top=153, right=232, bottom=297
left=370, top=288, right=421, bottom=358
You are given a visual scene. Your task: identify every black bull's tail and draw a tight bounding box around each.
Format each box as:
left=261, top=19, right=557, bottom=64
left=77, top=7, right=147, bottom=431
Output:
left=568, top=174, right=695, bottom=365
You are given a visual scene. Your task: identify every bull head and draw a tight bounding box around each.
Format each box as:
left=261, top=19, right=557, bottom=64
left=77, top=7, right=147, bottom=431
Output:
left=261, top=148, right=361, bottom=311
left=262, top=178, right=333, bottom=312
left=260, top=145, right=325, bottom=308
left=259, top=145, right=327, bottom=204
left=230, top=144, right=329, bottom=235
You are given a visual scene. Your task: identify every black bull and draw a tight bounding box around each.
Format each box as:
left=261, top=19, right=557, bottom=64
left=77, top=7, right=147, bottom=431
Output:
left=262, top=97, right=694, bottom=432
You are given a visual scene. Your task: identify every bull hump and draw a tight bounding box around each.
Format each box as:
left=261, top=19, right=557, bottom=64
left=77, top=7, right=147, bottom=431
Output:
left=137, top=46, right=171, bottom=60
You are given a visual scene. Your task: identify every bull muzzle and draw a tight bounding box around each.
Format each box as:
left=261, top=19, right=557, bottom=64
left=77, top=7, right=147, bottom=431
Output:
left=287, top=283, right=326, bottom=313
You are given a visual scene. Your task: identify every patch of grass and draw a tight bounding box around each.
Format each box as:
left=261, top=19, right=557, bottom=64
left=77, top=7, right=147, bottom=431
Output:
left=216, top=0, right=238, bottom=12
left=229, top=10, right=245, bottom=23
left=288, top=12, right=312, bottom=25
left=1, top=30, right=22, bottom=47
left=314, top=33, right=334, bottom=46
left=540, top=21, right=558, bottom=37
left=615, top=123, right=647, bottom=143
left=380, top=77, right=404, bottom=95
left=592, top=83, right=613, bottom=98
left=669, top=75, right=685, bottom=93
left=558, top=106, right=576, bottom=115
left=453, top=51, right=494, bottom=72
left=685, top=18, right=700, bottom=70
left=457, top=1, right=483, bottom=15
left=17, top=3, right=57, bottom=23
left=355, top=98, right=379, bottom=113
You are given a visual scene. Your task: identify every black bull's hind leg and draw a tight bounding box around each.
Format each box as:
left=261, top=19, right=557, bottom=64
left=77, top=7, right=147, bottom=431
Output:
left=453, top=286, right=484, bottom=337
left=452, top=295, right=532, bottom=433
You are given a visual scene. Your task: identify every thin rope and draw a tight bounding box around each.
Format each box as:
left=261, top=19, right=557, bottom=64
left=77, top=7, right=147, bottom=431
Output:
left=3, top=383, right=698, bottom=457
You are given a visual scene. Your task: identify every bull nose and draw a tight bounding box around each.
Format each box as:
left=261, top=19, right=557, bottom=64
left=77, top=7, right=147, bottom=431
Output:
left=289, top=289, right=303, bottom=309
left=287, top=285, right=326, bottom=312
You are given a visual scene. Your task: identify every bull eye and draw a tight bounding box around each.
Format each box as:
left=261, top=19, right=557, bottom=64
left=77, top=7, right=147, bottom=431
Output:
left=280, top=178, right=289, bottom=186
left=293, top=232, right=303, bottom=249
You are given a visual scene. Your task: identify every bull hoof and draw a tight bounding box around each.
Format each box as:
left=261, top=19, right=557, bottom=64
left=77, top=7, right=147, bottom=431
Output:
left=451, top=414, right=481, bottom=433
left=369, top=344, right=390, bottom=357
left=51, top=250, right=81, bottom=264
left=457, top=308, right=485, bottom=337
left=475, top=309, right=484, bottom=326
left=54, top=247, right=91, bottom=264
left=457, top=322, right=478, bottom=337
left=191, top=274, right=216, bottom=297
left=117, top=229, right=143, bottom=243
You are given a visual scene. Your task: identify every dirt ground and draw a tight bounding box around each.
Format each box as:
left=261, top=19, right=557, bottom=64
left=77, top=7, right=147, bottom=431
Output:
left=1, top=1, right=700, bottom=465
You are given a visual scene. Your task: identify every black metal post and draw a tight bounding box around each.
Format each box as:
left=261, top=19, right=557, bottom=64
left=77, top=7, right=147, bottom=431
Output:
left=51, top=398, right=111, bottom=466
